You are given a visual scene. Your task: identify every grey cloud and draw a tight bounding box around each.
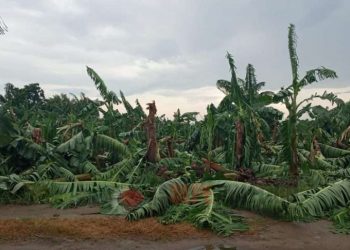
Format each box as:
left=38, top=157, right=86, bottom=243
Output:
left=0, top=0, right=349, bottom=99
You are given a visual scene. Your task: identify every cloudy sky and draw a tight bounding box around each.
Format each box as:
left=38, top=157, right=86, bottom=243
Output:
left=0, top=0, right=349, bottom=117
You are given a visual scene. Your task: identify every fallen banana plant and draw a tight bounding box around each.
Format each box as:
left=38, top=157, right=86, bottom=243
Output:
left=119, top=177, right=350, bottom=235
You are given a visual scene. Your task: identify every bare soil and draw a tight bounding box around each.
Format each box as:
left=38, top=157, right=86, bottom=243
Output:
left=0, top=204, right=349, bottom=250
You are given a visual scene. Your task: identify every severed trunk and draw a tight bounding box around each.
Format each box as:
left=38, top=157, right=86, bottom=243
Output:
left=144, top=101, right=159, bottom=163
left=32, top=128, right=42, bottom=144
left=309, top=135, right=321, bottom=165
left=271, top=120, right=278, bottom=143
left=164, top=136, right=175, bottom=158
left=235, top=119, right=244, bottom=169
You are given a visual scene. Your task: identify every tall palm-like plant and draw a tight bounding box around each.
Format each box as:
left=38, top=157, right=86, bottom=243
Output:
left=86, top=66, right=121, bottom=111
left=86, top=66, right=122, bottom=137
left=276, top=24, right=338, bottom=178
left=216, top=55, right=274, bottom=169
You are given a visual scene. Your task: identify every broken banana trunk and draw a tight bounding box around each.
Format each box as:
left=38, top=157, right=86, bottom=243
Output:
left=144, top=101, right=160, bottom=163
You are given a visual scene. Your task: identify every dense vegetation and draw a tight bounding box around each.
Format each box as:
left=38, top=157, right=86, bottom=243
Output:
left=1, top=24, right=350, bottom=235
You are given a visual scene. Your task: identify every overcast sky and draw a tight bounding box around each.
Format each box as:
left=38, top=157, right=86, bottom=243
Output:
left=0, top=0, right=349, bottom=116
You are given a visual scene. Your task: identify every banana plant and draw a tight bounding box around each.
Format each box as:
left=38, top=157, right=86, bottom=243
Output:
left=125, top=177, right=350, bottom=234
left=275, top=24, right=338, bottom=179
left=86, top=66, right=122, bottom=137
left=216, top=54, right=275, bottom=169
left=308, top=102, right=350, bottom=148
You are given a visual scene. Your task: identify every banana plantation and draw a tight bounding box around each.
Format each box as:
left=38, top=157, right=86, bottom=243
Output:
left=1, top=24, right=350, bottom=236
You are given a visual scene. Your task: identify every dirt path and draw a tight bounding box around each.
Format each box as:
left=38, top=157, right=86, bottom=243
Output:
left=0, top=204, right=103, bottom=219
left=0, top=204, right=349, bottom=250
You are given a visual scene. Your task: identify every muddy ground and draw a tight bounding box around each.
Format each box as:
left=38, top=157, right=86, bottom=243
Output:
left=0, top=204, right=349, bottom=250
